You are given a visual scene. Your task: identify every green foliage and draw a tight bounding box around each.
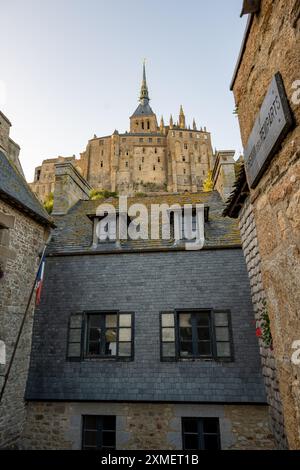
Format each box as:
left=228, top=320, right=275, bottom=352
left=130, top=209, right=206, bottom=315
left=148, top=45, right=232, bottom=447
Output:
left=89, top=189, right=118, bottom=200
left=257, top=299, right=273, bottom=349
left=135, top=192, right=146, bottom=197
left=233, top=105, right=239, bottom=117
left=43, top=192, right=54, bottom=214
left=203, top=171, right=213, bottom=192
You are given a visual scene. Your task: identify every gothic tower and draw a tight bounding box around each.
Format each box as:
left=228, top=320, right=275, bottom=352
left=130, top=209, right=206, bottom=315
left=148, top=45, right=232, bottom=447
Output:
left=130, top=62, right=158, bottom=133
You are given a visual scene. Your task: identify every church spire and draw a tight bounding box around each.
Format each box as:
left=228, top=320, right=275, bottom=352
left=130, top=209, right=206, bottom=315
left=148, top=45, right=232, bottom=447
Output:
left=139, top=60, right=150, bottom=104
left=160, top=116, right=165, bottom=133
left=179, top=105, right=186, bottom=129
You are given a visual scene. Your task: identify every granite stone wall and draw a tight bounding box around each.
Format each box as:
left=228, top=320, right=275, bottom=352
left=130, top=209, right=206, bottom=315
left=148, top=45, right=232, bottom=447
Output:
left=238, top=196, right=287, bottom=448
left=232, top=0, right=300, bottom=448
left=21, top=401, right=275, bottom=450
left=0, top=200, right=47, bottom=448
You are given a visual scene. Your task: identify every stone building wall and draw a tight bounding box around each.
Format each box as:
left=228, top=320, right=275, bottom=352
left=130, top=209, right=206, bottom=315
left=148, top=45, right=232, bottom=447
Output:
left=79, top=128, right=213, bottom=195
left=0, top=200, right=48, bottom=448
left=21, top=401, right=275, bottom=450
left=30, top=128, right=216, bottom=198
left=29, top=156, right=80, bottom=203
left=0, top=112, right=10, bottom=154
left=238, top=196, right=287, bottom=448
left=232, top=0, right=300, bottom=448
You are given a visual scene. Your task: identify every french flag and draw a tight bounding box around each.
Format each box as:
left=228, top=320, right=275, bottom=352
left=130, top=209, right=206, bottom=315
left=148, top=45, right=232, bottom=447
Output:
left=35, top=256, right=46, bottom=306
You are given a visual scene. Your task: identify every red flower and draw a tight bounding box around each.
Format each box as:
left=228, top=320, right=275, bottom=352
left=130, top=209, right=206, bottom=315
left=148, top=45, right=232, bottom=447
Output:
left=256, top=327, right=262, bottom=338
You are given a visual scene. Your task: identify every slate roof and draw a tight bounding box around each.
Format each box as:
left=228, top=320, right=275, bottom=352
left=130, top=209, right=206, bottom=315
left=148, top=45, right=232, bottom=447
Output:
left=0, top=150, right=53, bottom=226
left=131, top=102, right=155, bottom=118
left=48, top=191, right=241, bottom=255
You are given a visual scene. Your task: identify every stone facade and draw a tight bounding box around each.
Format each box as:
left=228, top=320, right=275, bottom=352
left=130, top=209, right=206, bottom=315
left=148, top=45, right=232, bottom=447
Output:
left=238, top=195, right=287, bottom=448
left=0, top=111, right=23, bottom=177
left=229, top=0, right=300, bottom=449
left=21, top=401, right=275, bottom=450
left=30, top=66, right=235, bottom=200
left=0, top=111, right=52, bottom=448
left=0, top=200, right=49, bottom=448
left=29, top=155, right=79, bottom=202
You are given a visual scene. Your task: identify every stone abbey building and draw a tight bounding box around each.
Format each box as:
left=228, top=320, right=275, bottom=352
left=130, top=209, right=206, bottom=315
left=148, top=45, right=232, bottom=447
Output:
left=30, top=64, right=236, bottom=201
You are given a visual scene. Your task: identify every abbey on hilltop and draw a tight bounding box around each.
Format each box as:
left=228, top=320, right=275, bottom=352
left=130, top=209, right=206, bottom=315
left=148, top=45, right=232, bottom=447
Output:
left=30, top=64, right=237, bottom=200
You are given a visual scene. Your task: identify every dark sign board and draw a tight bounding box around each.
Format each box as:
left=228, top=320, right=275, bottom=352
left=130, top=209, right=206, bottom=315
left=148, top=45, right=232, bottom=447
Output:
left=244, top=72, right=293, bottom=188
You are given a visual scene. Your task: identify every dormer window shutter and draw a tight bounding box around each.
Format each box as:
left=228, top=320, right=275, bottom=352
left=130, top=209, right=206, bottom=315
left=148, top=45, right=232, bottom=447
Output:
left=67, top=312, right=83, bottom=360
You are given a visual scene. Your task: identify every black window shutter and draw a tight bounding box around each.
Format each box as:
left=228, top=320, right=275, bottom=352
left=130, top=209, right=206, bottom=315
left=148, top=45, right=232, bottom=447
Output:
left=212, top=310, right=233, bottom=361
left=67, top=312, right=83, bottom=360
left=160, top=311, right=176, bottom=360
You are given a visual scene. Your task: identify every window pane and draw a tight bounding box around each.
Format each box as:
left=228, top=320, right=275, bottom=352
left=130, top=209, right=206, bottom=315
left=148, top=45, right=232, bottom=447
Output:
left=84, top=416, right=97, bottom=430
left=88, top=341, right=101, bottom=355
left=89, top=315, right=102, bottom=327
left=180, top=341, right=193, bottom=356
left=69, top=329, right=81, bottom=343
left=68, top=343, right=81, bottom=357
left=197, top=327, right=210, bottom=340
left=102, top=431, right=116, bottom=448
left=119, top=314, right=131, bottom=327
left=162, top=328, right=175, bottom=342
left=106, top=341, right=116, bottom=355
left=204, top=434, right=220, bottom=450
left=180, top=327, right=192, bottom=341
left=105, top=315, right=117, bottom=328
left=70, top=315, right=82, bottom=328
left=197, top=341, right=211, bottom=355
left=89, top=327, right=101, bottom=342
left=162, top=342, right=175, bottom=357
left=83, top=430, right=97, bottom=447
left=214, top=312, right=228, bottom=326
left=195, top=313, right=209, bottom=326
left=215, top=327, right=229, bottom=341
left=184, top=434, right=199, bottom=450
left=203, top=418, right=219, bottom=434
left=161, top=313, right=174, bottom=327
left=216, top=342, right=231, bottom=357
left=103, top=416, right=116, bottom=431
left=119, top=328, right=131, bottom=341
left=118, top=342, right=131, bottom=356
left=105, top=328, right=117, bottom=342
left=182, top=418, right=198, bottom=433
left=179, top=313, right=192, bottom=327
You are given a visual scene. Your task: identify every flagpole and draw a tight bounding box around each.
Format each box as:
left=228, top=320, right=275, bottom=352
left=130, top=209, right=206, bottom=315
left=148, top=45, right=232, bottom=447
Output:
left=0, top=235, right=51, bottom=403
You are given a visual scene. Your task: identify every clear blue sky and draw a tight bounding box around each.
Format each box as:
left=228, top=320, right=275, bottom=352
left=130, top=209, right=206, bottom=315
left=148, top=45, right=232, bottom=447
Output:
left=0, top=0, right=247, bottom=181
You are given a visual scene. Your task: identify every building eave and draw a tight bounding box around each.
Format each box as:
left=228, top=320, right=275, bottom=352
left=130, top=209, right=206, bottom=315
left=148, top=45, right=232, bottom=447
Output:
left=230, top=14, right=254, bottom=91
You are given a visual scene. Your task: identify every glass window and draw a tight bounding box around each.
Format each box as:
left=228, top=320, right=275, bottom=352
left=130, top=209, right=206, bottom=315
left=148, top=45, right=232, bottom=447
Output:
left=86, top=313, right=133, bottom=359
left=82, top=415, right=116, bottom=450
left=160, top=310, right=232, bottom=361
left=182, top=418, right=220, bottom=450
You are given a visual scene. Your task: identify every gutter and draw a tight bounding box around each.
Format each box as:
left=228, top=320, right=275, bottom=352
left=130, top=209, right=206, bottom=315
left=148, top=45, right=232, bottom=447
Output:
left=230, top=14, right=254, bottom=91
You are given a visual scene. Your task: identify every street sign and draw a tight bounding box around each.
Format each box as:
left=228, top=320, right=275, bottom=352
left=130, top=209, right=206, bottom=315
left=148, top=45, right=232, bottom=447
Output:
left=244, top=72, right=293, bottom=188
